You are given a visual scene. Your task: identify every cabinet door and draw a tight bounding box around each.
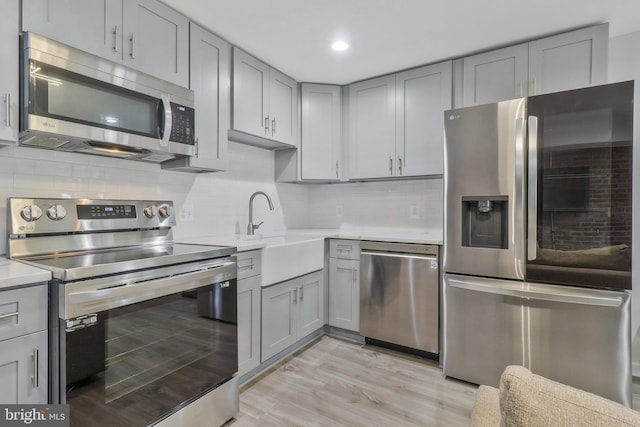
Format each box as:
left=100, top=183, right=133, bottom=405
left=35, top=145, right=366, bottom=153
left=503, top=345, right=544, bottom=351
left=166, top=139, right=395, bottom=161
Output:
left=0, top=331, right=48, bottom=404
left=269, top=69, right=298, bottom=146
left=396, top=62, right=452, bottom=177
left=297, top=271, right=325, bottom=339
left=348, top=75, right=396, bottom=179
left=328, top=258, right=359, bottom=332
left=22, top=0, right=123, bottom=63
left=528, top=24, right=608, bottom=95
left=237, top=275, right=261, bottom=377
left=462, top=43, right=528, bottom=107
left=232, top=48, right=270, bottom=138
left=261, top=281, right=296, bottom=361
left=122, top=0, right=189, bottom=87
left=300, top=84, right=342, bottom=180
left=0, top=0, right=19, bottom=144
left=188, top=23, right=230, bottom=171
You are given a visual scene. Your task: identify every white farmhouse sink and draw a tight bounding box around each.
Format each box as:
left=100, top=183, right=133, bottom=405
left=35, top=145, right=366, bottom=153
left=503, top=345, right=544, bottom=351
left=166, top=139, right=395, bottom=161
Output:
left=257, top=235, right=325, bottom=286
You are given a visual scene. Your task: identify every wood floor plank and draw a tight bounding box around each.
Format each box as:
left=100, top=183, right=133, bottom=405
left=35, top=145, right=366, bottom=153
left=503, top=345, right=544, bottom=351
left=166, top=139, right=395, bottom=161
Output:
left=233, top=336, right=477, bottom=426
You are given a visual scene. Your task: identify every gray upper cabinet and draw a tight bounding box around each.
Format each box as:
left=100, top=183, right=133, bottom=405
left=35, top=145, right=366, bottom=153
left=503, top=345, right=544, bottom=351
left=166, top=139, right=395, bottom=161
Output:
left=300, top=84, right=342, bottom=181
left=528, top=23, right=608, bottom=95
left=231, top=48, right=298, bottom=148
left=349, top=62, right=452, bottom=179
left=22, top=0, right=189, bottom=87
left=396, top=62, right=452, bottom=176
left=462, top=24, right=608, bottom=106
left=0, top=0, right=19, bottom=144
left=463, top=44, right=528, bottom=107
left=348, top=75, right=396, bottom=179
left=162, top=23, right=230, bottom=172
left=22, top=0, right=123, bottom=63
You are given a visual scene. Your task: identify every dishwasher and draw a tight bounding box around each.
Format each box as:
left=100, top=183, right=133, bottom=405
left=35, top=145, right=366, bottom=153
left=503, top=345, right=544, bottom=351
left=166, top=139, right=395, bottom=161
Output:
left=360, top=242, right=440, bottom=357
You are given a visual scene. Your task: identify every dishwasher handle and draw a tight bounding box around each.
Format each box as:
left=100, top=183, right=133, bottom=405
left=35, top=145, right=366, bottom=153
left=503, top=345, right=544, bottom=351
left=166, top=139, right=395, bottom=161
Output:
left=361, top=250, right=437, bottom=262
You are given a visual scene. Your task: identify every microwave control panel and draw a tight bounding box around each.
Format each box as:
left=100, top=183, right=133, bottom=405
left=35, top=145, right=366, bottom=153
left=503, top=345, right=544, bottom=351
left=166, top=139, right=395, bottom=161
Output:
left=170, top=102, right=195, bottom=145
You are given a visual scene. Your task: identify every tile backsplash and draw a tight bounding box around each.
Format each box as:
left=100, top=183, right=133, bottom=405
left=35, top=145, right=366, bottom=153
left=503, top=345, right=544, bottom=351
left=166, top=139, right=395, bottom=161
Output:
left=0, top=142, right=443, bottom=255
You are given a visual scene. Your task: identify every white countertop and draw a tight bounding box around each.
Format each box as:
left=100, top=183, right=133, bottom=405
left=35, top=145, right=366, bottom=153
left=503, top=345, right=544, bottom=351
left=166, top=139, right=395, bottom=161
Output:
left=178, top=227, right=442, bottom=252
left=0, top=257, right=52, bottom=290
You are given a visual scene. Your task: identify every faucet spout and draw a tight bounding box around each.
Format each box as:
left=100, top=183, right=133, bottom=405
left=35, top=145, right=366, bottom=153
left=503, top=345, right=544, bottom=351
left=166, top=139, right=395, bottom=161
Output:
left=247, top=191, right=274, bottom=235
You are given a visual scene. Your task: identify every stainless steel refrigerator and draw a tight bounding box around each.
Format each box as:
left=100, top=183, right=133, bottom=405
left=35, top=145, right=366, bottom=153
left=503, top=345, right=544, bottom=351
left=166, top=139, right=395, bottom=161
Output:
left=442, top=81, right=634, bottom=406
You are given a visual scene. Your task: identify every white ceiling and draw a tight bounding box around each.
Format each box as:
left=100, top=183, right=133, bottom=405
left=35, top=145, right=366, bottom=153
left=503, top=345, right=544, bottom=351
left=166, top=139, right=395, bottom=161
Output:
left=161, top=0, right=640, bottom=85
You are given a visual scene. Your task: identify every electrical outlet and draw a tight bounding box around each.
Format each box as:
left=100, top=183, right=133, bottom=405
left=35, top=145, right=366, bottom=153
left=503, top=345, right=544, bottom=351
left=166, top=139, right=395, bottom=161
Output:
left=336, top=205, right=343, bottom=217
left=410, top=205, right=419, bottom=219
left=179, top=204, right=194, bottom=222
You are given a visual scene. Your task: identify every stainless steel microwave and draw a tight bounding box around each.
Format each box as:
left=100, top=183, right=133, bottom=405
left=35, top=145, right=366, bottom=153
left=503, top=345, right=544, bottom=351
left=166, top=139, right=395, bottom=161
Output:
left=19, top=32, right=195, bottom=162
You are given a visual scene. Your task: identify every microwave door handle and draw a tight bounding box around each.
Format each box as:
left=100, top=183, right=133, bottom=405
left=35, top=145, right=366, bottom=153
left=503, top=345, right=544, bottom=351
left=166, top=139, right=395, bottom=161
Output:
left=527, top=115, right=538, bottom=261
left=159, top=95, right=172, bottom=147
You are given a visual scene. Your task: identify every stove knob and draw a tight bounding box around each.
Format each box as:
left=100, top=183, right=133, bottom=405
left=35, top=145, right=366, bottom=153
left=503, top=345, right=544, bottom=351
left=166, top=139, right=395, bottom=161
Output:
left=20, top=205, right=43, bottom=222
left=47, top=205, right=67, bottom=221
left=158, top=204, right=173, bottom=219
left=143, top=206, right=158, bottom=218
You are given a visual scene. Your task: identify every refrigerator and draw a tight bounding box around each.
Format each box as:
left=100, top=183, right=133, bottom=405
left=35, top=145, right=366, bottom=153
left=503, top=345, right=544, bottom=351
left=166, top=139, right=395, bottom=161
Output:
left=442, top=81, right=634, bottom=406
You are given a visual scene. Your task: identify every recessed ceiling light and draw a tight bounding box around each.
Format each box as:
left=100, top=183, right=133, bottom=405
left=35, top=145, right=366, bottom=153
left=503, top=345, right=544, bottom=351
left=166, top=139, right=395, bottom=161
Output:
left=331, top=41, right=349, bottom=52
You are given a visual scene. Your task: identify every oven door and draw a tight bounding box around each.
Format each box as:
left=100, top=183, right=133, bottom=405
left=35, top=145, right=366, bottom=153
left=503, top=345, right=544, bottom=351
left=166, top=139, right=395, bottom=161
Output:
left=53, top=261, right=237, bottom=427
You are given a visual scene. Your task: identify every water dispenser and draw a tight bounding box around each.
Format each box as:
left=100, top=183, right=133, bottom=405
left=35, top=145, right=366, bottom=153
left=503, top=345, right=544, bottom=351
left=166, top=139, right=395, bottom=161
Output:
left=461, top=196, right=508, bottom=249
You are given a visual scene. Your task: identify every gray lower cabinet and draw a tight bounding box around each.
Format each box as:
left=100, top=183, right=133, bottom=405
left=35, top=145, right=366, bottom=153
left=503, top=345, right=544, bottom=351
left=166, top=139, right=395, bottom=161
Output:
left=328, top=258, right=359, bottom=332
left=22, top=0, right=189, bottom=87
left=462, top=23, right=608, bottom=107
left=261, top=270, right=324, bottom=362
left=328, top=240, right=361, bottom=332
left=236, top=250, right=262, bottom=377
left=0, top=284, right=48, bottom=404
left=0, top=0, right=19, bottom=144
left=162, top=23, right=230, bottom=172
left=237, top=275, right=261, bottom=377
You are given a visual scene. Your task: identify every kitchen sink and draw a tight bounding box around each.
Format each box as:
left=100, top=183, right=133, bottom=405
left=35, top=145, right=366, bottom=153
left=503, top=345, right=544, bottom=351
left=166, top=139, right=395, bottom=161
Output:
left=256, top=235, right=325, bottom=286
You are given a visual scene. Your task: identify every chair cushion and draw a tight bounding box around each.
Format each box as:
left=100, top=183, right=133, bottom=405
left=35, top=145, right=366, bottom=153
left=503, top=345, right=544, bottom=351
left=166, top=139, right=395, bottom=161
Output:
left=499, top=365, right=640, bottom=426
left=469, top=385, right=501, bottom=427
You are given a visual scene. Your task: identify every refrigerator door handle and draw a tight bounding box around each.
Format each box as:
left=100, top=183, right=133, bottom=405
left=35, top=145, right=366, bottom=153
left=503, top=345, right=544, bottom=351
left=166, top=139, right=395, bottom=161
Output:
left=514, top=117, right=525, bottom=272
left=448, top=278, right=624, bottom=307
left=527, top=116, right=539, bottom=261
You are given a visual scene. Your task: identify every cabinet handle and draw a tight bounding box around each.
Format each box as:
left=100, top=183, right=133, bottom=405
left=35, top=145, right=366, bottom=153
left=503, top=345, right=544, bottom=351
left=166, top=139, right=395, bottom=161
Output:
left=0, top=310, right=18, bottom=321
left=32, top=349, right=39, bottom=388
left=299, top=286, right=304, bottom=301
left=129, top=34, right=135, bottom=59
left=264, top=115, right=269, bottom=136
left=272, top=118, right=276, bottom=136
left=336, top=161, right=339, bottom=179
left=112, top=26, right=120, bottom=52
left=389, top=157, right=393, bottom=175
left=398, top=157, right=403, bottom=175
left=293, top=288, right=297, bottom=303
left=237, top=263, right=255, bottom=271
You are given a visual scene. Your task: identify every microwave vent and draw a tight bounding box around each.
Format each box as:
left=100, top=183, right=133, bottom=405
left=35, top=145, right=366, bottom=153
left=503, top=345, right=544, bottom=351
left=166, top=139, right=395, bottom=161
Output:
left=21, top=135, right=70, bottom=149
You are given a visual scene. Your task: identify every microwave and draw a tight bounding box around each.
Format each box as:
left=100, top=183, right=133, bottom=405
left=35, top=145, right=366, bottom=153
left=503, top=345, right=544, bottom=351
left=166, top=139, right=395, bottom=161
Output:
left=19, top=32, right=195, bottom=162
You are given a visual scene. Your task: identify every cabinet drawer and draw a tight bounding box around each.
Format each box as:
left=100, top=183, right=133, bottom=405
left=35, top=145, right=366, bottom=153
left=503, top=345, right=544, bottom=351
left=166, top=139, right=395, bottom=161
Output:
left=235, top=250, right=262, bottom=280
left=0, top=285, right=48, bottom=342
left=329, top=240, right=361, bottom=260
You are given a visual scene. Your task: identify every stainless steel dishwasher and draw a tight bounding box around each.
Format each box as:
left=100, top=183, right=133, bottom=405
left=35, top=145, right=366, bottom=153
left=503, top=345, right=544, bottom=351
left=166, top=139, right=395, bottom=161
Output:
left=360, top=242, right=439, bottom=356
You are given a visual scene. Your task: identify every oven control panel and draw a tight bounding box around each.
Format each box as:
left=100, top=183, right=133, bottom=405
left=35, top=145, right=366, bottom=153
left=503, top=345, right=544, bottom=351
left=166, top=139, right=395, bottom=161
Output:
left=7, top=198, right=177, bottom=236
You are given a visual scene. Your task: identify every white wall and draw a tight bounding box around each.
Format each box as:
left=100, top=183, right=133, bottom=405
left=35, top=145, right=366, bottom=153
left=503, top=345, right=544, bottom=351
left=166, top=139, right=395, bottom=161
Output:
left=0, top=142, right=286, bottom=255
left=278, top=178, right=443, bottom=231
left=608, top=30, right=640, bottom=375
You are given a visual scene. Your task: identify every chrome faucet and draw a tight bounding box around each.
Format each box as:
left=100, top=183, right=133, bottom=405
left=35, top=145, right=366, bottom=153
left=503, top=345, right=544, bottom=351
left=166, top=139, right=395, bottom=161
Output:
left=247, top=191, right=274, bottom=235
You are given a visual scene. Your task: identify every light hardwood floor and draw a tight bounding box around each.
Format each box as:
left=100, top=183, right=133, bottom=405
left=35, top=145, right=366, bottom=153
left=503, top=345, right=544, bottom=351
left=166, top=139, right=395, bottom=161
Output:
left=231, top=336, right=478, bottom=426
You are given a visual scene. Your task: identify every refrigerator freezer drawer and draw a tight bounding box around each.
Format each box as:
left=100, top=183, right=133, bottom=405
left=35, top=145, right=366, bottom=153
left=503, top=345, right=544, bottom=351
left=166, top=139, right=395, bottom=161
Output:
left=443, top=273, right=631, bottom=406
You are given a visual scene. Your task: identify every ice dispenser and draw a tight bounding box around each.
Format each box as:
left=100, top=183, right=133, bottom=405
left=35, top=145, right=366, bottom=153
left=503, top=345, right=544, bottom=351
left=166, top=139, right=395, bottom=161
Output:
left=461, top=197, right=508, bottom=249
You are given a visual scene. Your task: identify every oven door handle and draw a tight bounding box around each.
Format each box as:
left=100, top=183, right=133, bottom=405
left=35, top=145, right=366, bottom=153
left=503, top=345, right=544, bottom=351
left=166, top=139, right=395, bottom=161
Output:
left=65, top=262, right=236, bottom=317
